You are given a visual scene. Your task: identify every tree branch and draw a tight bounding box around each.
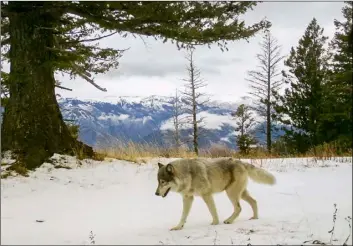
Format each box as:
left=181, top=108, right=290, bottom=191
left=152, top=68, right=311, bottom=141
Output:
left=64, top=30, right=119, bottom=44
left=55, top=85, right=73, bottom=91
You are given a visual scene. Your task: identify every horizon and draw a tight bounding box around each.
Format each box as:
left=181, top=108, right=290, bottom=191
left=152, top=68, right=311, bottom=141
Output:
left=57, top=94, right=248, bottom=105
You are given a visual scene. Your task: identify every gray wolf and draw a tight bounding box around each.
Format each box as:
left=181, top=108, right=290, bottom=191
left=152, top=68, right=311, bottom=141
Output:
left=155, top=158, right=276, bottom=231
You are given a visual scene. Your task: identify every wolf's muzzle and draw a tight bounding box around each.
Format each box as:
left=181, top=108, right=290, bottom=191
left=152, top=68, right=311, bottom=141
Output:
left=162, top=188, right=171, bottom=198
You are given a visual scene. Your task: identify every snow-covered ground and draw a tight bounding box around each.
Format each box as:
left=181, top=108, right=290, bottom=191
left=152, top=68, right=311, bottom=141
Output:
left=1, top=155, right=352, bottom=245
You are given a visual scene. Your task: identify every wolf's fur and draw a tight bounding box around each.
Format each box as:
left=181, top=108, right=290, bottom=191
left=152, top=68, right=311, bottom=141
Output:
left=155, top=157, right=276, bottom=230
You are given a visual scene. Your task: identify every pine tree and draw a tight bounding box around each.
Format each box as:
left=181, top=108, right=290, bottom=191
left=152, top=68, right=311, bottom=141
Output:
left=274, top=18, right=330, bottom=153
left=246, top=29, right=285, bottom=153
left=232, top=104, right=256, bottom=154
left=323, top=2, right=353, bottom=150
left=0, top=2, right=270, bottom=170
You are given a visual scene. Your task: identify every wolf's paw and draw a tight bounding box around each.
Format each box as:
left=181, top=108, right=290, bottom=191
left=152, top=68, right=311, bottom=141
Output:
left=249, top=216, right=258, bottom=220
left=223, top=219, right=233, bottom=224
left=170, top=225, right=184, bottom=231
left=211, top=219, right=219, bottom=225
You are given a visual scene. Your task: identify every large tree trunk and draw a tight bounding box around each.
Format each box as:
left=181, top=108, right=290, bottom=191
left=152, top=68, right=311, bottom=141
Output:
left=1, top=2, right=93, bottom=170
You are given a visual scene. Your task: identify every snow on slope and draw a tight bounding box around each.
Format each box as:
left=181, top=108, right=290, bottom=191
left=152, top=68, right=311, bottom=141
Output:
left=1, top=156, right=352, bottom=245
left=57, top=96, right=278, bottom=149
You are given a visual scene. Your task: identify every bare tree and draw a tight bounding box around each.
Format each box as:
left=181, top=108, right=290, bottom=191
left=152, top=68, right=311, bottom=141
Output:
left=172, top=89, right=184, bottom=149
left=181, top=48, right=209, bottom=156
left=246, top=29, right=285, bottom=153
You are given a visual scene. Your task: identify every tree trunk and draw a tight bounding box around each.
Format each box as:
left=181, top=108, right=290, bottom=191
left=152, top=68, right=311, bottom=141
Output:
left=173, top=89, right=180, bottom=149
left=267, top=41, right=272, bottom=153
left=192, top=95, right=198, bottom=156
left=241, top=111, right=244, bottom=137
left=266, top=100, right=271, bottom=153
left=1, top=2, right=93, bottom=170
left=193, top=112, right=198, bottom=156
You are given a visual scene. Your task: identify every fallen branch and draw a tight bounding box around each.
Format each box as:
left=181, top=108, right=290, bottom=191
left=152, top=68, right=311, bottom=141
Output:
left=328, top=203, right=338, bottom=244
left=343, top=216, right=352, bottom=246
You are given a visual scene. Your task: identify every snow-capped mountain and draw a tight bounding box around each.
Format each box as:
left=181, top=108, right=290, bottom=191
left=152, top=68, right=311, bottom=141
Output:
left=58, top=95, right=284, bottom=149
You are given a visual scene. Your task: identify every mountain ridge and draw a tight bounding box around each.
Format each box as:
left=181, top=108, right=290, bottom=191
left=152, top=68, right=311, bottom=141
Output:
left=58, top=96, right=284, bottom=150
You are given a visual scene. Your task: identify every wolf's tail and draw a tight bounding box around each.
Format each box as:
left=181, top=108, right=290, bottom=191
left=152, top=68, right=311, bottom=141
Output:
left=244, top=163, right=276, bottom=185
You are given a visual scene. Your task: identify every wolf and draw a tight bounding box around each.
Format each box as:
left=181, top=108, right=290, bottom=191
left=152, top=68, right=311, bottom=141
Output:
left=155, top=157, right=276, bottom=231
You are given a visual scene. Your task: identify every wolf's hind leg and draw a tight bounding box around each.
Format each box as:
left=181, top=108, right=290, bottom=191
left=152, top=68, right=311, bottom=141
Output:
left=224, top=175, right=247, bottom=224
left=241, top=189, right=258, bottom=220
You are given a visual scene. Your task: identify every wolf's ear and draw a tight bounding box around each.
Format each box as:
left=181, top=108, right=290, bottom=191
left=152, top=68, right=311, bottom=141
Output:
left=158, top=162, right=164, bottom=169
left=166, top=164, right=174, bottom=174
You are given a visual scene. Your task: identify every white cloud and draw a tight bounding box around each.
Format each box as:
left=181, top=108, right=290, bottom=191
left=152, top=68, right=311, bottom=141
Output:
left=98, top=113, right=129, bottom=122
left=160, top=111, right=236, bottom=131
left=51, top=2, right=346, bottom=102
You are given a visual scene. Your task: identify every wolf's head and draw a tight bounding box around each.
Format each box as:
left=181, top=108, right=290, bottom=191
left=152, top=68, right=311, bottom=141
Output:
left=155, top=162, right=176, bottom=198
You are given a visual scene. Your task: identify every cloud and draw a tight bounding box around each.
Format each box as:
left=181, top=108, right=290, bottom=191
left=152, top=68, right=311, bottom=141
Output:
left=102, top=39, right=243, bottom=79
left=52, top=2, right=345, bottom=102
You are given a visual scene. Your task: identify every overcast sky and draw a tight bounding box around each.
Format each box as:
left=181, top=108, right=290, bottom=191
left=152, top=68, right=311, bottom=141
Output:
left=56, top=2, right=345, bottom=103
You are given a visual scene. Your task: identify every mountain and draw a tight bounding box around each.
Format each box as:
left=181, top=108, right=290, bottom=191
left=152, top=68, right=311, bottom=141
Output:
left=58, top=95, right=285, bottom=150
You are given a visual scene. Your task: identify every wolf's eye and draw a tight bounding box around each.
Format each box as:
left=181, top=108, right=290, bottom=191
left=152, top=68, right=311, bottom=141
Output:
left=160, top=180, right=166, bottom=185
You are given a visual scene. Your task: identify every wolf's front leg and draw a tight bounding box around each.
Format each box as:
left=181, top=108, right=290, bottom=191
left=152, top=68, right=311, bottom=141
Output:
left=202, top=194, right=219, bottom=225
left=170, top=195, right=194, bottom=231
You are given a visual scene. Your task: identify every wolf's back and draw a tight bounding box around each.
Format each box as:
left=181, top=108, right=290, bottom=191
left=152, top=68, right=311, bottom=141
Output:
left=243, top=163, right=276, bottom=185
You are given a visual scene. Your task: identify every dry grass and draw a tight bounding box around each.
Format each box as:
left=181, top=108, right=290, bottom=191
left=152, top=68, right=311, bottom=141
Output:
left=306, top=142, right=352, bottom=160
left=74, top=144, right=107, bottom=161
left=6, top=162, right=29, bottom=177
left=97, top=141, right=196, bottom=163
left=96, top=141, right=352, bottom=164
left=199, top=143, right=236, bottom=158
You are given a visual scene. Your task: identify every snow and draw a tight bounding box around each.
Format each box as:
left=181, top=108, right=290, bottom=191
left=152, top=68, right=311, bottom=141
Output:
left=78, top=104, right=96, bottom=112
left=1, top=155, right=352, bottom=245
left=142, top=115, right=153, bottom=124
left=59, top=95, right=171, bottom=106
left=141, top=95, right=173, bottom=110
left=206, top=100, right=238, bottom=110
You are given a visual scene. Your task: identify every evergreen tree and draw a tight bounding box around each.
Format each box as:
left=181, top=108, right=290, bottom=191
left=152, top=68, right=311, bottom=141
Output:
left=323, top=1, right=353, bottom=150
left=0, top=2, right=270, bottom=170
left=274, top=18, right=330, bottom=153
left=232, top=104, right=256, bottom=154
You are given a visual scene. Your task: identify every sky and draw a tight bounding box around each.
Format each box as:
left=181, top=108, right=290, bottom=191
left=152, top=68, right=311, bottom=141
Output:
left=54, top=2, right=345, bottom=103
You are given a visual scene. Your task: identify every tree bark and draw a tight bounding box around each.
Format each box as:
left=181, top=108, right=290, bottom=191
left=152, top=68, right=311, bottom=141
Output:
left=1, top=2, right=93, bottom=170
left=266, top=37, right=272, bottom=153
left=192, top=106, right=199, bottom=156
left=173, top=89, right=181, bottom=149
left=191, top=72, right=198, bottom=156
